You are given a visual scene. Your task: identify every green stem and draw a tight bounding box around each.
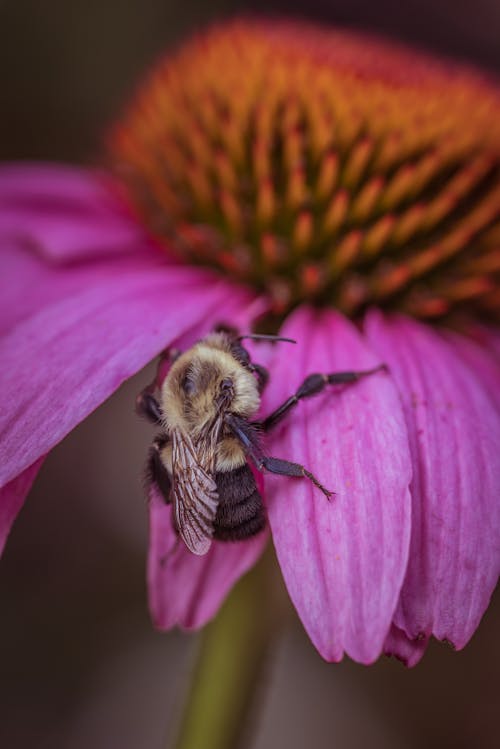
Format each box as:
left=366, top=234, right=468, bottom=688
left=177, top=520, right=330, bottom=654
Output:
left=171, top=549, right=283, bottom=749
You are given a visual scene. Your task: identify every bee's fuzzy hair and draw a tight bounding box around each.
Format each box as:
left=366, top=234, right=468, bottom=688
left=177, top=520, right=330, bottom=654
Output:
left=160, top=335, right=260, bottom=437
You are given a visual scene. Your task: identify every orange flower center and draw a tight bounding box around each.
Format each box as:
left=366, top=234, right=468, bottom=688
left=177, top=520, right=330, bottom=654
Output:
left=109, top=20, right=500, bottom=323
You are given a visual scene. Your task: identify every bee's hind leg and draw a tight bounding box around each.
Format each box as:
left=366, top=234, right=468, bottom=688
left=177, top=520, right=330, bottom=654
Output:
left=145, top=435, right=180, bottom=567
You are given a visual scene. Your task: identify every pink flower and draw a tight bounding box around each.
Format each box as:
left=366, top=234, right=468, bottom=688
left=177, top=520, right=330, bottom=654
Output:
left=1, top=20, right=500, bottom=667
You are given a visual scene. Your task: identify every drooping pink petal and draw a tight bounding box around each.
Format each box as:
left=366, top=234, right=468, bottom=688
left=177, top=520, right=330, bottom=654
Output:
left=383, top=624, right=428, bottom=667
left=365, top=312, right=500, bottom=650
left=0, top=252, right=256, bottom=489
left=148, top=487, right=268, bottom=629
left=0, top=458, right=45, bottom=556
left=262, top=307, right=412, bottom=664
left=0, top=163, right=147, bottom=262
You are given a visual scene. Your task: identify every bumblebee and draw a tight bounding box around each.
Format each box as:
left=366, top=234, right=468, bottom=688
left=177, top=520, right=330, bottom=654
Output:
left=136, top=326, right=384, bottom=555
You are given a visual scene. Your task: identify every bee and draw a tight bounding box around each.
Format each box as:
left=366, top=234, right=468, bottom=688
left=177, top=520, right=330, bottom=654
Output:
left=136, top=325, right=385, bottom=555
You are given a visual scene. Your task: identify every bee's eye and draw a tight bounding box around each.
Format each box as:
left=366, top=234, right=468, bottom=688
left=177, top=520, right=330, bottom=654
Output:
left=221, top=377, right=233, bottom=392
left=182, top=373, right=196, bottom=396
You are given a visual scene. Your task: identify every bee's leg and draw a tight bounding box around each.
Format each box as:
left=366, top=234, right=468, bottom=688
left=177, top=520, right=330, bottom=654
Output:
left=259, top=364, right=387, bottom=431
left=136, top=347, right=183, bottom=424
left=136, top=388, right=163, bottom=425
left=155, top=346, right=182, bottom=386
left=146, top=436, right=180, bottom=566
left=146, top=436, right=172, bottom=503
left=161, top=346, right=182, bottom=364
left=225, top=413, right=333, bottom=499
left=256, top=456, right=334, bottom=499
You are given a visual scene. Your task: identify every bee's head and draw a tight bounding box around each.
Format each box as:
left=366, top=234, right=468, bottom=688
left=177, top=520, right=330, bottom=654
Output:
left=161, top=339, right=260, bottom=435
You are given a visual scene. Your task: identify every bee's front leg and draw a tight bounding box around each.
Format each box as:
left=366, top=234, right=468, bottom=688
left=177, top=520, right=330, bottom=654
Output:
left=136, top=388, right=163, bottom=425
left=136, top=347, right=183, bottom=424
left=161, top=346, right=182, bottom=364
left=155, top=346, right=182, bottom=386
left=259, top=364, right=387, bottom=431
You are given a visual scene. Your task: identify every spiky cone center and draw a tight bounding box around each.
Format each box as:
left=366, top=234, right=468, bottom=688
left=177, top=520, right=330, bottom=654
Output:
left=109, top=21, right=500, bottom=323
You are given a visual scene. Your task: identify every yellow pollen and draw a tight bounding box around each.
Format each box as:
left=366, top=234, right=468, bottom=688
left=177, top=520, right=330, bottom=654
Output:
left=109, top=19, right=500, bottom=323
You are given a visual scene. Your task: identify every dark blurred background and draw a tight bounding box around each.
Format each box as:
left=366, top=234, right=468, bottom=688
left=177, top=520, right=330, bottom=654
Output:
left=1, top=1, right=500, bottom=747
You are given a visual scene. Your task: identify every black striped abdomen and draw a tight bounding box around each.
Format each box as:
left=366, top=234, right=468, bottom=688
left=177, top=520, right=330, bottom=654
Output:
left=213, top=463, right=266, bottom=541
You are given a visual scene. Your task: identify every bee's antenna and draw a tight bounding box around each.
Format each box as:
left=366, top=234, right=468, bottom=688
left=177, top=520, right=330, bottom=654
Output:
left=238, top=334, right=297, bottom=344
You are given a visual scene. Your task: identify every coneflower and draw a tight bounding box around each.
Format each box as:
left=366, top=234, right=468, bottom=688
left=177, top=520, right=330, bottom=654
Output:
left=1, top=20, right=499, bottom=675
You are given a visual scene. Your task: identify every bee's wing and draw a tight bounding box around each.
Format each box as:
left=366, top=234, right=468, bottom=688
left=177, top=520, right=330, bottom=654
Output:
left=171, top=429, right=219, bottom=555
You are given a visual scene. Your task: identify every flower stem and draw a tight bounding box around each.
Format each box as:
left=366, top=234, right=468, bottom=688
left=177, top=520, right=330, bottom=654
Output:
left=171, top=548, right=283, bottom=749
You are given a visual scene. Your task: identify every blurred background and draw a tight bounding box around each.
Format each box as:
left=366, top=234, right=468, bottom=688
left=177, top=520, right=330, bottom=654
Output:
left=1, top=1, right=499, bottom=747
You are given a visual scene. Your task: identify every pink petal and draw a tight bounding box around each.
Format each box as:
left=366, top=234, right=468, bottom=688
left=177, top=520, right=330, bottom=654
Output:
left=466, top=325, right=500, bottom=361
left=1, top=238, right=164, bottom=335
left=443, top=330, right=500, bottom=411
left=365, top=313, right=500, bottom=649
left=0, top=163, right=147, bottom=262
left=263, top=308, right=412, bottom=664
left=0, top=458, right=45, bottom=555
left=0, top=251, right=255, bottom=489
left=148, top=487, right=268, bottom=629
left=485, top=330, right=500, bottom=360
left=383, top=624, right=428, bottom=667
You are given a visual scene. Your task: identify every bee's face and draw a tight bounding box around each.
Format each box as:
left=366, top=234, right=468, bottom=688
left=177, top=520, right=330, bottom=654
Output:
left=179, top=361, right=232, bottom=425
left=161, top=343, right=260, bottom=435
